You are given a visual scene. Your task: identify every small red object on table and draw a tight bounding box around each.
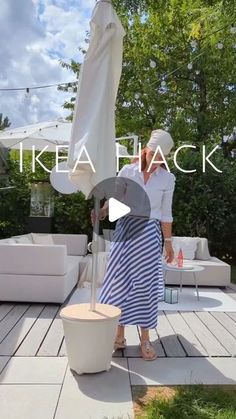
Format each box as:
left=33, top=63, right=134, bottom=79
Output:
left=177, top=248, right=183, bottom=268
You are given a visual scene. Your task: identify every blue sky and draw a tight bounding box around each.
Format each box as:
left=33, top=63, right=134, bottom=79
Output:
left=0, top=0, right=95, bottom=128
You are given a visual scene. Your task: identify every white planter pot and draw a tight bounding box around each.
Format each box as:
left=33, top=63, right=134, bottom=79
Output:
left=60, top=303, right=121, bottom=375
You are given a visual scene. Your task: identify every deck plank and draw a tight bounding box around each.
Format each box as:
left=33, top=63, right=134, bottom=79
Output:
left=0, top=304, right=15, bottom=321
left=157, top=311, right=186, bottom=357
left=15, top=305, right=59, bottom=356
left=227, top=312, right=236, bottom=322
left=0, top=304, right=44, bottom=356
left=58, top=337, right=67, bottom=357
left=196, top=312, right=236, bottom=356
left=165, top=311, right=208, bottom=357
left=181, top=312, right=230, bottom=356
left=210, top=312, right=236, bottom=339
left=1, top=300, right=236, bottom=360
left=0, top=304, right=30, bottom=344
left=149, top=328, right=166, bottom=357
left=37, top=311, right=64, bottom=357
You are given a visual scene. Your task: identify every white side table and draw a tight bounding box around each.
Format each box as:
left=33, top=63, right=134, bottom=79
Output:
left=163, top=264, right=205, bottom=301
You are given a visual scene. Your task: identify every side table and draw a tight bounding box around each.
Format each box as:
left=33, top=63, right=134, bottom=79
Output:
left=163, top=264, right=205, bottom=301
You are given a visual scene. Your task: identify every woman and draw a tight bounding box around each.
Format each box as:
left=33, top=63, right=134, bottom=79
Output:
left=92, top=129, right=175, bottom=361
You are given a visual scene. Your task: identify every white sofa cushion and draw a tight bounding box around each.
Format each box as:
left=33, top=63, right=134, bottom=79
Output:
left=0, top=243, right=67, bottom=275
left=12, top=233, right=33, bottom=243
left=32, top=233, right=54, bottom=245
left=0, top=254, right=80, bottom=303
left=52, top=234, right=88, bottom=256
left=195, top=237, right=211, bottom=260
left=15, top=236, right=33, bottom=244
left=171, top=236, right=200, bottom=260
left=0, top=238, right=16, bottom=244
left=0, top=233, right=87, bottom=255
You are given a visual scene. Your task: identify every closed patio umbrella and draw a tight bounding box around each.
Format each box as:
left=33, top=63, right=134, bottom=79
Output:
left=67, top=0, right=126, bottom=198
left=59, top=0, right=126, bottom=375
left=67, top=0, right=126, bottom=310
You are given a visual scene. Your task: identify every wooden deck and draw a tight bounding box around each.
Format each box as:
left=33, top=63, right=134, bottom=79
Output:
left=0, top=286, right=236, bottom=359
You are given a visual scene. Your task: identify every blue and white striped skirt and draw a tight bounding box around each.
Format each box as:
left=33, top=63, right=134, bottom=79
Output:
left=99, top=216, right=164, bottom=329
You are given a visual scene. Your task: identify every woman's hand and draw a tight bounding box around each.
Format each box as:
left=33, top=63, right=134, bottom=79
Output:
left=164, top=241, right=175, bottom=264
left=90, top=207, right=108, bottom=225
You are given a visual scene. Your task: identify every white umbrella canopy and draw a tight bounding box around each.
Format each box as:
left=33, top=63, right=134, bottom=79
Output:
left=67, top=0, right=126, bottom=198
left=0, top=119, right=70, bottom=152
left=0, top=119, right=130, bottom=156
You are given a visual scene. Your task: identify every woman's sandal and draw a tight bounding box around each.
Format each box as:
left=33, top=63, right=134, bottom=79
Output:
left=140, top=340, right=157, bottom=361
left=114, top=337, right=127, bottom=350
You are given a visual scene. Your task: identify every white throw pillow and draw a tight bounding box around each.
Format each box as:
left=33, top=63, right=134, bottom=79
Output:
left=31, top=233, right=54, bottom=245
left=0, top=238, right=16, bottom=244
left=195, top=237, right=211, bottom=260
left=172, top=236, right=200, bottom=260
left=6, top=238, right=17, bottom=244
left=15, top=236, right=32, bottom=244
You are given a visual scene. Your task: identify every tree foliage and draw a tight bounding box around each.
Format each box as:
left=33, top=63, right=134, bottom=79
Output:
left=55, top=0, right=236, bottom=260
left=112, top=0, right=236, bottom=145
left=0, top=113, right=11, bottom=178
left=61, top=0, right=236, bottom=147
left=0, top=113, right=10, bottom=131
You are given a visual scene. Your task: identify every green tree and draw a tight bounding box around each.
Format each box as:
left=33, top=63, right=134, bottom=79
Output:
left=0, top=113, right=11, bottom=179
left=54, top=0, right=236, bottom=260
left=0, top=113, right=10, bottom=131
left=58, top=60, right=81, bottom=119
left=60, top=0, right=236, bottom=147
left=112, top=0, right=236, bottom=145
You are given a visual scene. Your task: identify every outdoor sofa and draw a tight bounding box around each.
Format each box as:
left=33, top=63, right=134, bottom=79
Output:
left=0, top=232, right=231, bottom=303
left=80, top=232, right=231, bottom=289
left=0, top=233, right=88, bottom=303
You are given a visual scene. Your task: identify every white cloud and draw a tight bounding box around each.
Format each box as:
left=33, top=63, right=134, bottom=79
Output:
left=0, top=0, right=94, bottom=128
left=39, top=4, right=90, bottom=58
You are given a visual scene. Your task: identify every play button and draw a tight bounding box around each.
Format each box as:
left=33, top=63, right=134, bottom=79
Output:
left=88, top=176, right=151, bottom=243
left=108, top=198, right=131, bottom=222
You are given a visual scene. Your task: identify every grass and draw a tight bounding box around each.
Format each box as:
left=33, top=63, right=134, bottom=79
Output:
left=132, top=385, right=236, bottom=419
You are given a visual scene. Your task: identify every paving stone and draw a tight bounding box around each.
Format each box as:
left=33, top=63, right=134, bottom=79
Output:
left=129, top=357, right=236, bottom=385
left=0, top=356, right=68, bottom=384
left=0, top=384, right=60, bottom=419
left=55, top=358, right=134, bottom=419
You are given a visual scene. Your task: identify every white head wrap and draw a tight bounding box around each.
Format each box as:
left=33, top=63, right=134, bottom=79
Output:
left=147, top=129, right=174, bottom=155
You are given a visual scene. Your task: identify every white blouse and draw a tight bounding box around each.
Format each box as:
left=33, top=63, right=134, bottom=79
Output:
left=117, top=163, right=176, bottom=222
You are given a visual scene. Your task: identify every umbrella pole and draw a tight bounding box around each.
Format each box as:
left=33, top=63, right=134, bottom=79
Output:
left=90, top=196, right=100, bottom=311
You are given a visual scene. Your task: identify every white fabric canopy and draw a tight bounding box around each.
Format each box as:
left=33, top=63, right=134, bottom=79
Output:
left=0, top=119, right=129, bottom=156
left=0, top=120, right=70, bottom=152
left=67, top=0, right=126, bottom=198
